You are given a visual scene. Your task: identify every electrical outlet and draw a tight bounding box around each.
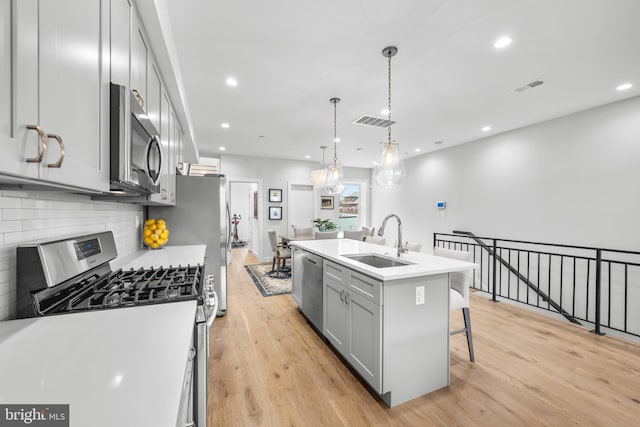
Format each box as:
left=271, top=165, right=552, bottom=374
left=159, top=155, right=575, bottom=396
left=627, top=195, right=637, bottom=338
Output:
left=416, top=286, right=425, bottom=305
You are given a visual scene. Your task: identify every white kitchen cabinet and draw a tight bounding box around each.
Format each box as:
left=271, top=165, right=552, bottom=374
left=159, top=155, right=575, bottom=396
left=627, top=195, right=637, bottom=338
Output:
left=110, top=0, right=131, bottom=87
left=5, top=0, right=109, bottom=192
left=130, top=8, right=148, bottom=112
left=1, top=0, right=11, bottom=149
left=323, top=261, right=382, bottom=392
left=147, top=59, right=161, bottom=132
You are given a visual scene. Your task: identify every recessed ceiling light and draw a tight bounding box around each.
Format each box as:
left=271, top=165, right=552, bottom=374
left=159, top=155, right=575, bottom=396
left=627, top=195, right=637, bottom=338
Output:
left=494, top=36, right=512, bottom=49
left=226, top=77, right=238, bottom=87
left=305, top=155, right=310, bottom=159
left=482, top=126, right=492, bottom=132
left=221, top=123, right=230, bottom=129
left=617, top=83, right=633, bottom=91
left=381, top=108, right=390, bottom=115
left=219, top=146, right=226, bottom=151
left=414, top=148, right=421, bottom=152
left=372, top=161, right=377, bottom=165
left=334, top=137, right=341, bottom=143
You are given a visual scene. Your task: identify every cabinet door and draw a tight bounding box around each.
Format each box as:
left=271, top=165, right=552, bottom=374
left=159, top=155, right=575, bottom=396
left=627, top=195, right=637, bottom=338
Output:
left=291, top=248, right=303, bottom=307
left=110, top=0, right=131, bottom=87
left=147, top=60, right=161, bottom=132
left=323, top=278, right=347, bottom=353
left=130, top=9, right=147, bottom=111
left=37, top=0, right=108, bottom=191
left=3, top=0, right=39, bottom=179
left=1, top=0, right=11, bottom=144
left=346, top=291, right=382, bottom=392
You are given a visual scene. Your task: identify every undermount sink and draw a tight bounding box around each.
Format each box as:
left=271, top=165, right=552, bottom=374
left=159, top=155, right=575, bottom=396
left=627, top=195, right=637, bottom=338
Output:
left=342, top=253, right=414, bottom=268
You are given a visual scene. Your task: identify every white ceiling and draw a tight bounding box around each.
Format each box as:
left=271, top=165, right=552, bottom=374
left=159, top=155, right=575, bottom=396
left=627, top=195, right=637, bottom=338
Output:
left=163, top=0, right=640, bottom=169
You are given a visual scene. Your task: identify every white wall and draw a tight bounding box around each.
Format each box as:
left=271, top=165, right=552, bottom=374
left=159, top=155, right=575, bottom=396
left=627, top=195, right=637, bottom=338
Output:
left=221, top=154, right=370, bottom=261
left=0, top=190, right=144, bottom=320
left=371, top=95, right=640, bottom=252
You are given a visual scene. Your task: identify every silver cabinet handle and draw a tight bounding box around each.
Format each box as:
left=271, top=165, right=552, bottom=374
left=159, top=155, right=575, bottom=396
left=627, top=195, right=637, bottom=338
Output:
left=187, top=347, right=196, bottom=362
left=345, top=292, right=350, bottom=305
left=339, top=290, right=345, bottom=302
left=46, top=134, right=65, bottom=168
left=26, top=125, right=47, bottom=163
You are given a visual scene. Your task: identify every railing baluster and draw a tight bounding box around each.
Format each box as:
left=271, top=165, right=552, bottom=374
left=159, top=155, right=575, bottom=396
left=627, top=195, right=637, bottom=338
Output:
left=591, top=249, right=604, bottom=335
left=492, top=239, right=497, bottom=302
left=548, top=254, right=552, bottom=310
left=559, top=255, right=564, bottom=313
left=607, top=261, right=611, bottom=328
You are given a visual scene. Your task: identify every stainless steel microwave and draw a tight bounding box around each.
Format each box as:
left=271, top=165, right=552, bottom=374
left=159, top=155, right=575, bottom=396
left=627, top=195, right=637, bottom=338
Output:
left=109, top=83, right=163, bottom=195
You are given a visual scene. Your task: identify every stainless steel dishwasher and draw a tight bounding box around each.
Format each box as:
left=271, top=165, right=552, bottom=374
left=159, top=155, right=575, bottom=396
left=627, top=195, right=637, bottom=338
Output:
left=300, top=250, right=324, bottom=331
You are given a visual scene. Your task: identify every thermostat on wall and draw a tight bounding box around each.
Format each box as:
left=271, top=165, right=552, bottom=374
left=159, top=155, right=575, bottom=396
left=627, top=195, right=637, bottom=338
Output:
left=436, top=201, right=446, bottom=209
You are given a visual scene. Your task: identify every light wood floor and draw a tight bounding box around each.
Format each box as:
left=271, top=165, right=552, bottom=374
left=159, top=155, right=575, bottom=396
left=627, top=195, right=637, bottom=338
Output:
left=208, top=248, right=640, bottom=426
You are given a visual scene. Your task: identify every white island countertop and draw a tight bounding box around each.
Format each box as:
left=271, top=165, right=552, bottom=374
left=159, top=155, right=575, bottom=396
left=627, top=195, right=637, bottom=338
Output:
left=0, top=300, right=197, bottom=427
left=111, top=244, right=206, bottom=270
left=290, top=239, right=476, bottom=281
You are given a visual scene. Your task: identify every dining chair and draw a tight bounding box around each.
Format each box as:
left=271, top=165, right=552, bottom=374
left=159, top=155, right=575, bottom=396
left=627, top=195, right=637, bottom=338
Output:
left=361, top=226, right=375, bottom=240
left=315, top=231, right=338, bottom=239
left=268, top=230, right=291, bottom=277
left=343, top=230, right=364, bottom=241
left=433, top=246, right=475, bottom=362
left=364, top=236, right=386, bottom=245
left=293, top=227, right=313, bottom=236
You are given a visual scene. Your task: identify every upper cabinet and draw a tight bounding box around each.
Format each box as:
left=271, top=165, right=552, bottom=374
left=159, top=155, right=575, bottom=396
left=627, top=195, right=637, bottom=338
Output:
left=110, top=0, right=131, bottom=88
left=2, top=0, right=109, bottom=192
left=130, top=9, right=148, bottom=113
left=1, top=0, right=13, bottom=166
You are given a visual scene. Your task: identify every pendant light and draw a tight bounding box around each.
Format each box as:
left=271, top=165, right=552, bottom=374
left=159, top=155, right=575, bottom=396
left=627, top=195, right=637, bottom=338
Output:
left=324, top=97, right=345, bottom=195
left=309, top=145, right=329, bottom=188
left=374, top=46, right=406, bottom=186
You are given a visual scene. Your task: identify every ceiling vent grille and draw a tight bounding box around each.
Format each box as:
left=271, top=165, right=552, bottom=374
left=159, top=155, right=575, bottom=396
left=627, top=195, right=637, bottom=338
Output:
left=513, top=80, right=545, bottom=93
left=352, top=115, right=396, bottom=127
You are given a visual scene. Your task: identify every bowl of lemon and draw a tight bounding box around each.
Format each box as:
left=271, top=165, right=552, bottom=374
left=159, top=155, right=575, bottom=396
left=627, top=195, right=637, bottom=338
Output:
left=143, top=218, right=169, bottom=249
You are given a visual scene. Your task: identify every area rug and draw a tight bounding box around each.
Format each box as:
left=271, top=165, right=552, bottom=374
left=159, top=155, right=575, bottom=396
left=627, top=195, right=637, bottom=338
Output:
left=244, top=264, right=292, bottom=297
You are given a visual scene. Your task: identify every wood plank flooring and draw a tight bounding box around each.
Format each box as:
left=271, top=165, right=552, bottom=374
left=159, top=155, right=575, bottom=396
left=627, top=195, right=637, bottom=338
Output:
left=208, top=248, right=640, bottom=426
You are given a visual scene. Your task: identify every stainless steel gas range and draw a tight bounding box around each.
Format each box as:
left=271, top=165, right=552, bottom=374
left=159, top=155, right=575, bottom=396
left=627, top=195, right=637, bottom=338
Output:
left=16, top=231, right=216, bottom=427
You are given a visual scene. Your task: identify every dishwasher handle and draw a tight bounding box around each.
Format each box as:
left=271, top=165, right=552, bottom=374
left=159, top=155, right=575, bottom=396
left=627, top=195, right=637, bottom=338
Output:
left=303, top=256, right=317, bottom=265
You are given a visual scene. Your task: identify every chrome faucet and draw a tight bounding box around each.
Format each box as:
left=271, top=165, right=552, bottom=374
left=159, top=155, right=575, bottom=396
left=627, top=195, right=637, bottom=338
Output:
left=378, top=214, right=407, bottom=257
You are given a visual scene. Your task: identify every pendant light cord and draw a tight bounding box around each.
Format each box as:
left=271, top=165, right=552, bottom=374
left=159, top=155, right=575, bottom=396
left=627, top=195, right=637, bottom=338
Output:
left=333, top=99, right=338, bottom=165
left=387, top=53, right=392, bottom=145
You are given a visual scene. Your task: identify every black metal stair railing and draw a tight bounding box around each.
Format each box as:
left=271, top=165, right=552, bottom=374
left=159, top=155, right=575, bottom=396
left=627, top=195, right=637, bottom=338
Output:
left=433, top=231, right=640, bottom=338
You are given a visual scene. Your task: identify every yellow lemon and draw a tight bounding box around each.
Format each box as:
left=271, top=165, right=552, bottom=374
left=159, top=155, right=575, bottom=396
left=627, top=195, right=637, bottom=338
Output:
left=145, top=219, right=156, bottom=225
left=150, top=242, right=159, bottom=249
left=149, top=224, right=157, bottom=231
left=143, top=228, right=152, bottom=237
left=144, top=237, right=153, bottom=246
left=160, top=230, right=168, bottom=239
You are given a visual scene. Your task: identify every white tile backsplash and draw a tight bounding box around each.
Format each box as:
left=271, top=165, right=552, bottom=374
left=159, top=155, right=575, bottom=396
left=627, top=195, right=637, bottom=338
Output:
left=0, top=190, right=144, bottom=320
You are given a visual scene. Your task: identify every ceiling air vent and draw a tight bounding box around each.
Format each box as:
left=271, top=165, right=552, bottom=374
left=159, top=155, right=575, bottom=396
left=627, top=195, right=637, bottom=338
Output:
left=352, top=115, right=396, bottom=128
left=513, top=80, right=545, bottom=93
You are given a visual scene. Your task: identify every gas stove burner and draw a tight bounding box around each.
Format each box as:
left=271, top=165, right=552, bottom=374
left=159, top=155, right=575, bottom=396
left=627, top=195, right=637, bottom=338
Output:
left=34, top=264, right=204, bottom=315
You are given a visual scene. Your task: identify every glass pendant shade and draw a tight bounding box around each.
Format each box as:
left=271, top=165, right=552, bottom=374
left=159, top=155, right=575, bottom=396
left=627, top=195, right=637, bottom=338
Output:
left=309, top=167, right=328, bottom=188
left=324, top=163, right=345, bottom=195
left=374, top=142, right=406, bottom=186
left=309, top=145, right=329, bottom=188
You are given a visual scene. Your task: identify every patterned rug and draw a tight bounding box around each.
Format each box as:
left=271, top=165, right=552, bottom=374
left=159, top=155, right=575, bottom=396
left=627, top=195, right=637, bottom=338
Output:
left=244, top=263, right=292, bottom=297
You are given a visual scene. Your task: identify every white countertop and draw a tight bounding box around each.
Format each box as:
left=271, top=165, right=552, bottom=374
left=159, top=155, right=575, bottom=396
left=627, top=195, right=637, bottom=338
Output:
left=0, top=300, right=197, bottom=427
left=290, top=239, right=477, bottom=281
left=111, top=244, right=206, bottom=270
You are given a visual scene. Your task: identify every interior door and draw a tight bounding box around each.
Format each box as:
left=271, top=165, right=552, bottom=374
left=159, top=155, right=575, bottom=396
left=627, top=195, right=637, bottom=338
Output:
left=287, top=183, right=314, bottom=232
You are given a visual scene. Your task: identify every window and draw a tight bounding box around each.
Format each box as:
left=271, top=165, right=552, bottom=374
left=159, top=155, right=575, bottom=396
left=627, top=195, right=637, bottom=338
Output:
left=338, top=184, right=360, bottom=231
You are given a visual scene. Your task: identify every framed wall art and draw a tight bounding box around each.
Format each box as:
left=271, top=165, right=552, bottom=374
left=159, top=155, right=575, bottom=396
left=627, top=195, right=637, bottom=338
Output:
left=320, top=195, right=334, bottom=210
left=269, top=206, right=282, bottom=220
left=269, top=188, right=282, bottom=203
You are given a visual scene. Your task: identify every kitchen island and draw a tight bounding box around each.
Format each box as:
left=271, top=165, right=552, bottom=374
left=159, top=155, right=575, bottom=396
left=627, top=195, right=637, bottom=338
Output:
left=289, top=239, right=477, bottom=407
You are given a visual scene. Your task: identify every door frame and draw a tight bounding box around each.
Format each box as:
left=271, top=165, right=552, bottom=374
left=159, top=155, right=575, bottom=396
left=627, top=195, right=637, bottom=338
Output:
left=228, top=176, right=264, bottom=261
